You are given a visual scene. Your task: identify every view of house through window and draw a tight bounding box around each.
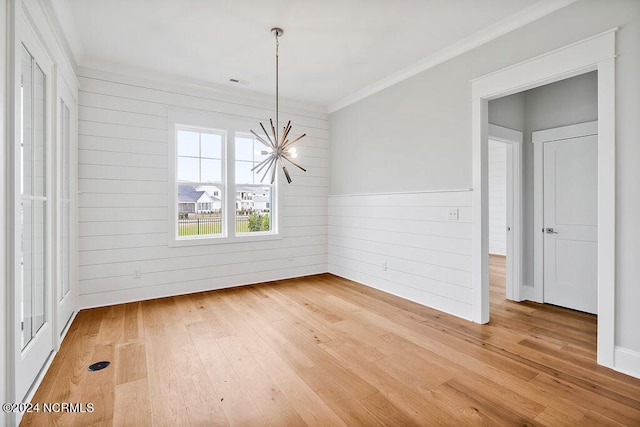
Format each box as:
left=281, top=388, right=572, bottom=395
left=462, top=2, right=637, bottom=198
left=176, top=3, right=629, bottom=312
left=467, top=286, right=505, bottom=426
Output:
left=235, top=135, right=273, bottom=233
left=176, top=127, right=224, bottom=237
left=176, top=128, right=275, bottom=239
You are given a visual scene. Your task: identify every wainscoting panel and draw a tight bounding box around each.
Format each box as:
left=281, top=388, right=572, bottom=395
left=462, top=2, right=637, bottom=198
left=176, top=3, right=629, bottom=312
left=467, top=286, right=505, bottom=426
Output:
left=328, top=190, right=473, bottom=320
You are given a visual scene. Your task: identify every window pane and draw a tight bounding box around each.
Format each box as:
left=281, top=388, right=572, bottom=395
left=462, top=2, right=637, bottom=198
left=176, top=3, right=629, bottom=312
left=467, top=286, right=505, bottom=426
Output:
left=236, top=135, right=272, bottom=184
left=33, top=200, right=46, bottom=334
left=34, top=65, right=46, bottom=197
left=21, top=46, right=32, bottom=196
left=177, top=130, right=199, bottom=157
left=235, top=160, right=254, bottom=184
left=61, top=201, right=70, bottom=298
left=235, top=136, right=254, bottom=161
left=20, top=198, right=47, bottom=347
left=61, top=103, right=70, bottom=199
left=21, top=199, right=33, bottom=348
left=236, top=186, right=272, bottom=233
left=201, top=159, right=221, bottom=183
left=201, top=133, right=221, bottom=158
left=254, top=138, right=269, bottom=162
left=59, top=99, right=71, bottom=301
left=177, top=184, right=222, bottom=237
left=177, top=157, right=199, bottom=182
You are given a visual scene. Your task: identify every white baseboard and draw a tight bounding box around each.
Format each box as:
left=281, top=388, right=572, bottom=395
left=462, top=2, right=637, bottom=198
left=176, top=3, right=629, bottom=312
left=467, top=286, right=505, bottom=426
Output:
left=614, top=346, right=640, bottom=379
left=79, top=266, right=327, bottom=309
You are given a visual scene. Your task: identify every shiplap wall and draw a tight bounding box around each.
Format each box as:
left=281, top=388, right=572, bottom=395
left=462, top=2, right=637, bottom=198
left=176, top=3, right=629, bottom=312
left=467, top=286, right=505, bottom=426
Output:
left=489, top=140, right=507, bottom=255
left=77, top=68, right=328, bottom=308
left=328, top=190, right=473, bottom=320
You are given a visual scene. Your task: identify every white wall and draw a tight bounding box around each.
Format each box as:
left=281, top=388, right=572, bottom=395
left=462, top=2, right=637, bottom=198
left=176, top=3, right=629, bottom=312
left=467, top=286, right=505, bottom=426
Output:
left=329, top=0, right=640, bottom=361
left=76, top=68, right=328, bottom=308
left=488, top=92, right=525, bottom=132
left=488, top=140, right=506, bottom=256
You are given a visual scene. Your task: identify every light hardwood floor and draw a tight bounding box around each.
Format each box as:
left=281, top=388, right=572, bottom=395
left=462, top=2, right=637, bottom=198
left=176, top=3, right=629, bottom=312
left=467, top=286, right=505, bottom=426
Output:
left=21, top=256, right=640, bottom=426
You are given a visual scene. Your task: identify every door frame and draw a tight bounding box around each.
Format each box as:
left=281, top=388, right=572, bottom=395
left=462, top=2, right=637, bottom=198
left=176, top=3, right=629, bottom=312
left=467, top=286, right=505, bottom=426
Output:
left=532, top=121, right=598, bottom=305
left=470, top=29, right=616, bottom=368
left=488, top=124, right=523, bottom=302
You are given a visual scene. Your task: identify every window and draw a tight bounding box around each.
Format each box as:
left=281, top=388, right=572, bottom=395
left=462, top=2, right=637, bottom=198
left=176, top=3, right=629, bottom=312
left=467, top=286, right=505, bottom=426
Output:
left=235, top=134, right=273, bottom=234
left=169, top=111, right=280, bottom=244
left=58, top=100, right=71, bottom=301
left=20, top=44, right=47, bottom=348
left=176, top=127, right=224, bottom=238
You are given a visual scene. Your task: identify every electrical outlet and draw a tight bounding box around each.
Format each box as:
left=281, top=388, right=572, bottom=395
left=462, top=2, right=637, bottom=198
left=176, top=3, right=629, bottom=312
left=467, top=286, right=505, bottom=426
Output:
left=382, top=262, right=387, bottom=272
left=133, top=269, right=141, bottom=279
left=448, top=208, right=459, bottom=221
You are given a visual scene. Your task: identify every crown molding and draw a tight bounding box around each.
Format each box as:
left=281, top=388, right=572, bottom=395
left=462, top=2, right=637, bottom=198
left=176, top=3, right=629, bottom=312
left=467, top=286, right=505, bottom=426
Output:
left=328, top=0, right=578, bottom=114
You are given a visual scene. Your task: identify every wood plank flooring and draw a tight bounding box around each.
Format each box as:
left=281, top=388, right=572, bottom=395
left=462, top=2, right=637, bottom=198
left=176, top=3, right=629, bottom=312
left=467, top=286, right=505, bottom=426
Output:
left=22, top=256, right=640, bottom=426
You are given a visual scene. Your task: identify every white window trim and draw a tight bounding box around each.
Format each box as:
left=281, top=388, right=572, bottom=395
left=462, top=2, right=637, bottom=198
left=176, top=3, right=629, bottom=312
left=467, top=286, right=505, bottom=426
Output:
left=167, top=108, right=283, bottom=247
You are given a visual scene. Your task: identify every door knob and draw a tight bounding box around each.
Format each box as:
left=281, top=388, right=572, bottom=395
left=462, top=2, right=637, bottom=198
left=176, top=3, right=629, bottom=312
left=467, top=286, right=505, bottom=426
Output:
left=545, top=228, right=558, bottom=234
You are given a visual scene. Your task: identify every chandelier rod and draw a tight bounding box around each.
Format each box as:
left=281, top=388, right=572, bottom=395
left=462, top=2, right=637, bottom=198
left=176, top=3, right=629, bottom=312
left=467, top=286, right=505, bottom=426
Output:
left=274, top=28, right=281, bottom=136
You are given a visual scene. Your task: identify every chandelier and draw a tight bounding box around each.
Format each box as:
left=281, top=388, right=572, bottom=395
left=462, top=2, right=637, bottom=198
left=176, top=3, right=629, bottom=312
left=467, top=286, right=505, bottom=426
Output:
left=250, top=27, right=306, bottom=184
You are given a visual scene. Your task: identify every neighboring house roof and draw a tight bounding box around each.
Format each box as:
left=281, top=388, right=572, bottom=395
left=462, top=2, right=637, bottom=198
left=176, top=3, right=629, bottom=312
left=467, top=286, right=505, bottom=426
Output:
left=178, top=184, right=219, bottom=203
left=178, top=185, right=204, bottom=203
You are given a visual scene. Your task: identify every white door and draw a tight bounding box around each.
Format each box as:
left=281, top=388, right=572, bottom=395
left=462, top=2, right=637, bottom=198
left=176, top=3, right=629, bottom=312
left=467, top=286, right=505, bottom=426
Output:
left=543, top=135, right=598, bottom=314
left=14, top=18, right=54, bottom=402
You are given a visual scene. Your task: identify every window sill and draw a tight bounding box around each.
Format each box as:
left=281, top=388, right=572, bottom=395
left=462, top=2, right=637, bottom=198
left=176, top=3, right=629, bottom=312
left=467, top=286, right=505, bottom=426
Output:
left=168, top=232, right=282, bottom=248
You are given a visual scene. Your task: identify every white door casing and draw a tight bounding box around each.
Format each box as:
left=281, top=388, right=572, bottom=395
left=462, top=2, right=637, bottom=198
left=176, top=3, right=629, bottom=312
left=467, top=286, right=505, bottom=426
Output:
left=540, top=129, right=598, bottom=314
left=471, top=30, right=616, bottom=369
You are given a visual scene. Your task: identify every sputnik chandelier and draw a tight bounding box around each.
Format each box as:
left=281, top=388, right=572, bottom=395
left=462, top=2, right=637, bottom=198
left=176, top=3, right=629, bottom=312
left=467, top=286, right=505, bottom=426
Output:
left=250, top=27, right=306, bottom=184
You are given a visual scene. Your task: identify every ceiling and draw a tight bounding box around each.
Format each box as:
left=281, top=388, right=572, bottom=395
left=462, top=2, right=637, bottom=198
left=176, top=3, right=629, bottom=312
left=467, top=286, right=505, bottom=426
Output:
left=56, top=0, right=574, bottom=110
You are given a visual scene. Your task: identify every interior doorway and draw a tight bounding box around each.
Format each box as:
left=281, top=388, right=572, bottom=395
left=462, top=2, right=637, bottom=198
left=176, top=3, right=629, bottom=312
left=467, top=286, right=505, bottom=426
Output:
left=487, top=125, right=522, bottom=303
left=488, top=138, right=508, bottom=300
left=471, top=29, right=615, bottom=368
left=487, top=72, right=598, bottom=313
